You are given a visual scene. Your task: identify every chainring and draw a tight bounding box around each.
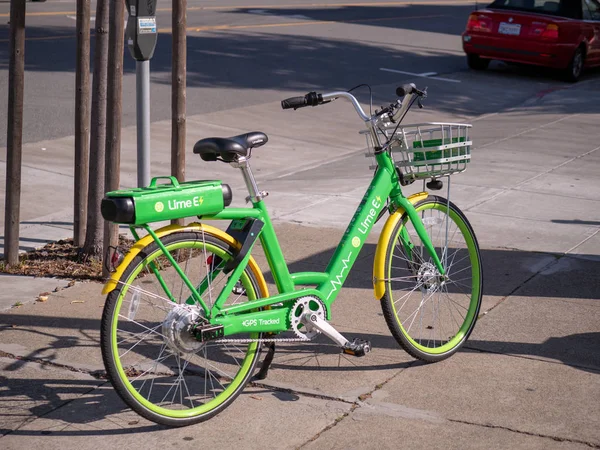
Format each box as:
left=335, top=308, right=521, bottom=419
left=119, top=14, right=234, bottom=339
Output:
left=289, top=296, right=326, bottom=340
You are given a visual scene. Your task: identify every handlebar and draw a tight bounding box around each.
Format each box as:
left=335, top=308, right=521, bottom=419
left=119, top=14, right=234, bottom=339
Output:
left=281, top=84, right=425, bottom=124
left=281, top=92, right=324, bottom=110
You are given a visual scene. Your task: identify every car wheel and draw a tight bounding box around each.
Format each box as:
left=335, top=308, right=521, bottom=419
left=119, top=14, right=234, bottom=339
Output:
left=467, top=54, right=490, bottom=71
left=563, top=47, right=584, bottom=82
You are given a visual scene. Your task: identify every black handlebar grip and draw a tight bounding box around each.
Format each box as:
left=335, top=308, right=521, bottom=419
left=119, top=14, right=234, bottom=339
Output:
left=396, top=83, right=417, bottom=97
left=281, top=96, right=307, bottom=110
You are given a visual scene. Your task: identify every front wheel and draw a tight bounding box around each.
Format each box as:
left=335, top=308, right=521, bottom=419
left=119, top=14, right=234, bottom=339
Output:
left=380, top=196, right=483, bottom=362
left=100, top=231, right=265, bottom=427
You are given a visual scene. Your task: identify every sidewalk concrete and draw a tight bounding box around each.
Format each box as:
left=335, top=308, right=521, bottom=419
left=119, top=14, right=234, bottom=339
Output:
left=0, top=80, right=599, bottom=448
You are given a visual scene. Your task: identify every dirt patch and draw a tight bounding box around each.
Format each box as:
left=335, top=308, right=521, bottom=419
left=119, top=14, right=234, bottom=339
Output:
left=0, top=237, right=133, bottom=281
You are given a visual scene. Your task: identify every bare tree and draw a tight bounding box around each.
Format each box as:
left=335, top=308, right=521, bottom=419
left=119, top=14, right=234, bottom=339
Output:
left=103, top=0, right=125, bottom=277
left=74, top=0, right=91, bottom=247
left=3, top=0, right=26, bottom=266
left=82, top=0, right=110, bottom=259
left=172, top=0, right=187, bottom=226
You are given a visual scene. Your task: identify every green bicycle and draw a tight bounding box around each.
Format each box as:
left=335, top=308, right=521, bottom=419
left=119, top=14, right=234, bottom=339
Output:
left=99, top=84, right=482, bottom=427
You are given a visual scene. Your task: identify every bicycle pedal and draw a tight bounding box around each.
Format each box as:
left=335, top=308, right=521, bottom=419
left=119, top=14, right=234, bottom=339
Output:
left=342, top=338, right=372, bottom=357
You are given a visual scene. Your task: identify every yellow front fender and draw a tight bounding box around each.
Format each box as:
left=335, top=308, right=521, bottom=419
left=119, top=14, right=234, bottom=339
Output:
left=102, top=222, right=269, bottom=299
left=373, top=192, right=428, bottom=300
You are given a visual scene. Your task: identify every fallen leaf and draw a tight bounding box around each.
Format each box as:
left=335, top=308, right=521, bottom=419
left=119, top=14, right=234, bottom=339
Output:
left=68, top=281, right=76, bottom=287
left=249, top=395, right=263, bottom=401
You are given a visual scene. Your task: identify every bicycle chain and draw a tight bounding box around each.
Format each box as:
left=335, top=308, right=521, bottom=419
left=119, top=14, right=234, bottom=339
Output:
left=211, top=337, right=310, bottom=344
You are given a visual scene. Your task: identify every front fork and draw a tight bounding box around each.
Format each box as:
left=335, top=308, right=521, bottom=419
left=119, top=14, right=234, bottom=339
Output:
left=393, top=196, right=445, bottom=276
left=376, top=149, right=445, bottom=276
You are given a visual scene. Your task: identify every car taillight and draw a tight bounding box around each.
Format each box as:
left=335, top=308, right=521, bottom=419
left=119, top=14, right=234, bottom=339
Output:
left=466, top=14, right=492, bottom=32
left=531, top=23, right=559, bottom=40
left=542, top=24, right=559, bottom=39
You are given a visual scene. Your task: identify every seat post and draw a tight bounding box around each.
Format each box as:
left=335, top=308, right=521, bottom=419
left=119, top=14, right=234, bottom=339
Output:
left=233, top=157, right=268, bottom=203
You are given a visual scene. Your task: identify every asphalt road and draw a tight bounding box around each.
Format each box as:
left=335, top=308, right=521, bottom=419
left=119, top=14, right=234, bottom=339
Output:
left=2, top=0, right=599, bottom=148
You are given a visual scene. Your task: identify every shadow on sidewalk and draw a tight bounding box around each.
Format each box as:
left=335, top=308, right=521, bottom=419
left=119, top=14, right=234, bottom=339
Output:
left=276, top=243, right=600, bottom=299
left=1, top=331, right=598, bottom=437
left=0, top=376, right=162, bottom=436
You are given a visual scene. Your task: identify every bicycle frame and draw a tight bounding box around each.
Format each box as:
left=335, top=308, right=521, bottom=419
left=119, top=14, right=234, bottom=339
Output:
left=112, top=147, right=444, bottom=338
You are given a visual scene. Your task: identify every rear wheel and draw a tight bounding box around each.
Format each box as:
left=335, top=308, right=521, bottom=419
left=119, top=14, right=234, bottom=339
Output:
left=563, top=47, right=584, bottom=82
left=381, top=196, right=483, bottom=362
left=100, top=231, right=264, bottom=427
left=467, top=53, right=490, bottom=71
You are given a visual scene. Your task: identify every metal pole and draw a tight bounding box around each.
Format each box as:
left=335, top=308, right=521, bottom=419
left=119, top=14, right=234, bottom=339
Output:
left=136, top=60, right=151, bottom=187
left=4, top=0, right=26, bottom=266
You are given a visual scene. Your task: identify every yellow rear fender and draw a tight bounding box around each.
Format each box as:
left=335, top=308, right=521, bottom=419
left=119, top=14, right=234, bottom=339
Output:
left=373, top=192, right=429, bottom=300
left=101, top=223, right=269, bottom=299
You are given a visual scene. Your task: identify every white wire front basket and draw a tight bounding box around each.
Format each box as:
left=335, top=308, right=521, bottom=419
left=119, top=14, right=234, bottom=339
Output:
left=363, top=122, right=472, bottom=183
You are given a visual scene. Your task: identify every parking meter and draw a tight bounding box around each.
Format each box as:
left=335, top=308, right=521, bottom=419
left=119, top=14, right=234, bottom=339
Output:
left=125, top=0, right=158, bottom=61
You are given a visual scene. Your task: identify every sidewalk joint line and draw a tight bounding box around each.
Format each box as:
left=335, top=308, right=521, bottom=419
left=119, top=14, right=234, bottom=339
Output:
left=464, top=345, right=600, bottom=374
left=479, top=255, right=561, bottom=316
left=565, top=228, right=600, bottom=256
left=466, top=144, right=600, bottom=212
left=478, top=114, right=580, bottom=150
left=297, top=361, right=419, bottom=447
left=447, top=418, right=600, bottom=448
left=0, top=349, right=104, bottom=378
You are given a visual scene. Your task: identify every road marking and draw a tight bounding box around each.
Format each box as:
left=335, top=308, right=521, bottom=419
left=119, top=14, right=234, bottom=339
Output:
left=380, top=67, right=461, bottom=83
left=0, top=0, right=476, bottom=17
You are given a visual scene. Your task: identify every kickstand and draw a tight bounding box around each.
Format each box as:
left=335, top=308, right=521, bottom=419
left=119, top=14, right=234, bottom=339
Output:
left=254, top=342, right=276, bottom=380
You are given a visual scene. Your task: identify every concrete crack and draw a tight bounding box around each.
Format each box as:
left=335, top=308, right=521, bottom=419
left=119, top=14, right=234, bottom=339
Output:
left=296, top=362, right=418, bottom=448
left=447, top=418, right=600, bottom=449
left=0, top=349, right=105, bottom=378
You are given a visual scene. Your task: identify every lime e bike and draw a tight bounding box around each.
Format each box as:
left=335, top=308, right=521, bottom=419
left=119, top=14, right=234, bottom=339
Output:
left=99, top=84, right=482, bottom=426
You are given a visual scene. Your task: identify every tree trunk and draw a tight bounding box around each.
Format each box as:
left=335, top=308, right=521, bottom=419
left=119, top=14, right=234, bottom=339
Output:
left=3, top=0, right=26, bottom=266
left=103, top=0, right=125, bottom=277
left=171, top=0, right=187, bottom=226
left=74, top=0, right=91, bottom=247
left=82, top=0, right=110, bottom=259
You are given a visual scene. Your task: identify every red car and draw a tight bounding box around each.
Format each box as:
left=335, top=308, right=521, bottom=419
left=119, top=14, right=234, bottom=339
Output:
left=462, top=0, right=600, bottom=81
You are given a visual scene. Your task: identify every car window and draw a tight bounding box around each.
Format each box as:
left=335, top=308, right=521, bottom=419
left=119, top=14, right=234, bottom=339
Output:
left=583, top=0, right=600, bottom=19
left=489, top=0, right=582, bottom=18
